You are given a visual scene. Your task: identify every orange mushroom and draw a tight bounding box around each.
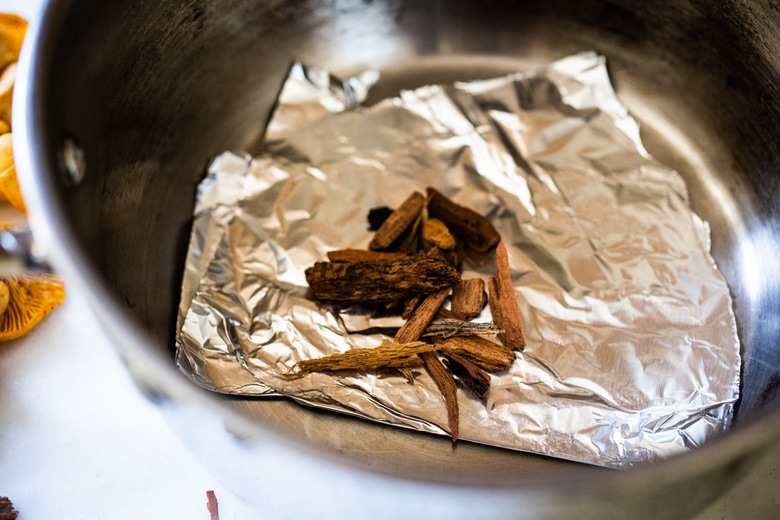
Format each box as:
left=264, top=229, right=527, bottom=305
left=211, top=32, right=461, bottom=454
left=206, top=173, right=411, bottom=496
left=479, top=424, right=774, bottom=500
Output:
left=0, top=274, right=65, bottom=341
left=0, top=132, right=25, bottom=213
left=0, top=13, right=65, bottom=342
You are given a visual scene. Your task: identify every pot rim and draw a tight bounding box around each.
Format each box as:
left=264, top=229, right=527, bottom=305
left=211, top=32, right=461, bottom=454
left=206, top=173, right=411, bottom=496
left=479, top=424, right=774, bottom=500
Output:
left=13, top=0, right=780, bottom=508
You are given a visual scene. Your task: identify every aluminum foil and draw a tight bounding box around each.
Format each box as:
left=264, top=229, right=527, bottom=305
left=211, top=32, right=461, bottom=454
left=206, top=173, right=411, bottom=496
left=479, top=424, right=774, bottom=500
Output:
left=175, top=53, right=741, bottom=468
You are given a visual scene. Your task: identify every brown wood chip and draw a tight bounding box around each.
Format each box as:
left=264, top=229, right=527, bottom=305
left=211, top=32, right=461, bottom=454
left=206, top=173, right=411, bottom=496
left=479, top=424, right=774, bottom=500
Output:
left=206, top=490, right=220, bottom=520
left=394, top=288, right=450, bottom=344
left=369, top=191, right=426, bottom=251
left=434, top=334, right=516, bottom=372
left=422, top=318, right=501, bottom=338
left=443, top=351, right=491, bottom=399
left=426, top=187, right=500, bottom=253
left=421, top=351, right=459, bottom=442
left=289, top=340, right=434, bottom=377
left=305, top=256, right=460, bottom=304
left=488, top=242, right=526, bottom=350
left=327, top=249, right=409, bottom=263
left=450, top=277, right=487, bottom=320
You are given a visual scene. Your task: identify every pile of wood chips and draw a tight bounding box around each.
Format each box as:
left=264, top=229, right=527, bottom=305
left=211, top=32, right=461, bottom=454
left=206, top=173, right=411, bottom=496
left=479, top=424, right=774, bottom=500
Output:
left=301, top=187, right=526, bottom=441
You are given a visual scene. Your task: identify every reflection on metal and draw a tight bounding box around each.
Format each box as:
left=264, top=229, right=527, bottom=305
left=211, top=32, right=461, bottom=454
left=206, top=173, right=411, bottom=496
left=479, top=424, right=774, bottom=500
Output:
left=60, top=135, right=85, bottom=185
left=0, top=228, right=50, bottom=274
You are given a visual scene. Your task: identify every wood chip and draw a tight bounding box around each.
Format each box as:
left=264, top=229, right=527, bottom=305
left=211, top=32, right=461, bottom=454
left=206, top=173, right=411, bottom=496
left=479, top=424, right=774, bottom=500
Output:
left=421, top=318, right=501, bottom=338
left=434, top=335, right=515, bottom=372
left=206, top=490, right=220, bottom=520
left=422, top=218, right=455, bottom=251
left=426, top=187, right=500, bottom=253
left=326, top=249, right=408, bottom=263
left=305, top=256, right=460, bottom=304
left=369, top=191, right=426, bottom=250
left=420, top=351, right=459, bottom=442
left=488, top=242, right=526, bottom=350
left=443, top=351, right=491, bottom=399
left=450, top=277, right=487, bottom=320
left=394, top=287, right=450, bottom=344
left=288, top=340, right=435, bottom=377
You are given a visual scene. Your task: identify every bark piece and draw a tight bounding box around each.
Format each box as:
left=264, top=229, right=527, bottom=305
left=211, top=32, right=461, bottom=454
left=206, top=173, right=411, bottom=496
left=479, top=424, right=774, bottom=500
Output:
left=450, top=277, right=487, bottom=320
left=426, top=187, right=500, bottom=253
left=443, top=352, right=491, bottom=399
left=327, top=249, right=408, bottom=263
left=421, top=351, right=459, bottom=442
left=369, top=191, right=426, bottom=250
left=422, top=318, right=501, bottom=338
left=289, top=340, right=434, bottom=377
left=394, top=288, right=450, bottom=344
left=434, top=335, right=515, bottom=372
left=305, top=256, right=460, bottom=304
left=488, top=242, right=526, bottom=350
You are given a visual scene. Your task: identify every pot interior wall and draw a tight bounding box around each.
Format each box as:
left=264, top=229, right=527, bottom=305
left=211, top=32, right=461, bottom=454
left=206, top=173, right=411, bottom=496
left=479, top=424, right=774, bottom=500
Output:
left=31, top=0, right=780, bottom=481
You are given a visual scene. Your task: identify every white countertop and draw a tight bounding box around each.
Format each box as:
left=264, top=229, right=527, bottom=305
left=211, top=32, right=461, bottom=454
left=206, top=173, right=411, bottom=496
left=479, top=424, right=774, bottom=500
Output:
left=0, top=1, right=778, bottom=518
left=3, top=284, right=780, bottom=520
left=1, top=285, right=262, bottom=519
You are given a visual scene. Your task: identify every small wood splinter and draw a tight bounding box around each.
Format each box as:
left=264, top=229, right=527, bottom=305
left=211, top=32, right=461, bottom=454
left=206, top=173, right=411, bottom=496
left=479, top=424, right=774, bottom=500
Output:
left=206, top=490, right=220, bottom=520
left=288, top=340, right=436, bottom=377
left=394, top=288, right=451, bottom=344
left=488, top=242, right=527, bottom=350
left=421, top=318, right=501, bottom=339
left=369, top=191, right=426, bottom=251
left=327, top=249, right=409, bottom=263
left=421, top=351, right=460, bottom=442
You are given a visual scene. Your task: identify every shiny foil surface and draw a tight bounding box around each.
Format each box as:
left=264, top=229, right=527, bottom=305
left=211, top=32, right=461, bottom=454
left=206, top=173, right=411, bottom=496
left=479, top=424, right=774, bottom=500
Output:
left=175, top=53, right=741, bottom=468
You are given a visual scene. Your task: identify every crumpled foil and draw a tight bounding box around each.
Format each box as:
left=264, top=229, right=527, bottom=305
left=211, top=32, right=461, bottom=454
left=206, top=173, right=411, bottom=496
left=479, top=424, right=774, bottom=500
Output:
left=175, top=53, right=741, bottom=468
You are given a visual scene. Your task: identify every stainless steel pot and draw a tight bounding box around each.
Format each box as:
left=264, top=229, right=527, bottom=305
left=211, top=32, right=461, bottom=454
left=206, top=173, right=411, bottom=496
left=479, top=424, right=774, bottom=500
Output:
left=15, top=1, right=780, bottom=518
